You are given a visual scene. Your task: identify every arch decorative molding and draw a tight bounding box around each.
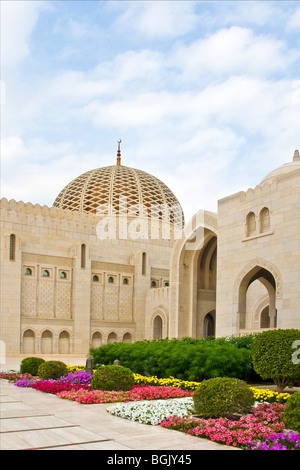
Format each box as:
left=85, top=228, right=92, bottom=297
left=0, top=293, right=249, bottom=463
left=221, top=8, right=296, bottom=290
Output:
left=150, top=306, right=169, bottom=339
left=233, top=258, right=283, bottom=302
left=170, top=210, right=218, bottom=272
left=150, top=305, right=169, bottom=324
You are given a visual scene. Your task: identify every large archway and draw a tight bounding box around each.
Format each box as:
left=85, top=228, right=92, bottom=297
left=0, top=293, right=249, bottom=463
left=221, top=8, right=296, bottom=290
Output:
left=169, top=210, right=218, bottom=338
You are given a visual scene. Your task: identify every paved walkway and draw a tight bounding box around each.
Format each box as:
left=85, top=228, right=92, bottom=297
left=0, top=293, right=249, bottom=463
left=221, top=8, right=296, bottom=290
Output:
left=0, top=379, right=234, bottom=451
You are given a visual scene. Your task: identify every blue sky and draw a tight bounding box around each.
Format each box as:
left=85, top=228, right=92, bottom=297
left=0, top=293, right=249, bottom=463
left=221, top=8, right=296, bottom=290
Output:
left=1, top=0, right=300, bottom=221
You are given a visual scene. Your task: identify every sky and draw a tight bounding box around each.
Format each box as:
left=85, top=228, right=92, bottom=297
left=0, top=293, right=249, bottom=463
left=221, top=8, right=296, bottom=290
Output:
left=1, top=0, right=300, bottom=222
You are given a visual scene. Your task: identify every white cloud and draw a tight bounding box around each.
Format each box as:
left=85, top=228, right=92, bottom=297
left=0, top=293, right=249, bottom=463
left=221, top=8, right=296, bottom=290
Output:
left=114, top=1, right=198, bottom=39
left=172, top=26, right=292, bottom=81
left=216, top=1, right=281, bottom=28
left=0, top=0, right=47, bottom=69
left=0, top=136, right=108, bottom=205
left=1, top=1, right=299, bottom=220
left=286, top=7, right=300, bottom=31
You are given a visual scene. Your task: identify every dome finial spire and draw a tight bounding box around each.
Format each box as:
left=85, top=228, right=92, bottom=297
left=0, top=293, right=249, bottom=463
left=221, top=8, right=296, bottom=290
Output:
left=117, top=139, right=122, bottom=166
left=293, top=149, right=300, bottom=162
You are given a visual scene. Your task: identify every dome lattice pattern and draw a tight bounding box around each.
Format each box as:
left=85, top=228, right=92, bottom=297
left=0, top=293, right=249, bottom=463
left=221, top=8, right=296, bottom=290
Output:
left=53, top=165, right=184, bottom=227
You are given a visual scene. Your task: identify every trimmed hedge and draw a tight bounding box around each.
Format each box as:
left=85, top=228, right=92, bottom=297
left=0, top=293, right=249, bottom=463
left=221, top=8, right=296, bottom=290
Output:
left=92, top=365, right=135, bottom=391
left=193, top=377, right=255, bottom=419
left=283, top=391, right=300, bottom=432
left=37, top=360, right=68, bottom=380
left=20, top=357, right=45, bottom=376
left=90, top=336, right=253, bottom=382
left=251, top=329, right=300, bottom=392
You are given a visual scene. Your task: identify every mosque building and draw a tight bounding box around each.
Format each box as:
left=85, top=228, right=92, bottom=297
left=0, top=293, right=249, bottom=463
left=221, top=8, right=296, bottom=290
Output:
left=0, top=144, right=299, bottom=363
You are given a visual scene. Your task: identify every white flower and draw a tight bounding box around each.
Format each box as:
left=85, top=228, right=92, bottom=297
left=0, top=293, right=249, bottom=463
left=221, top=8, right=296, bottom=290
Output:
left=107, top=397, right=194, bottom=425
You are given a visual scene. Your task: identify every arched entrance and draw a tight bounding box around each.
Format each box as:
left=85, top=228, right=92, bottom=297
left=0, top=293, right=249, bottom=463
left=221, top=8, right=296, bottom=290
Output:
left=169, top=209, right=218, bottom=339
left=203, top=311, right=215, bottom=338
left=237, top=265, right=278, bottom=332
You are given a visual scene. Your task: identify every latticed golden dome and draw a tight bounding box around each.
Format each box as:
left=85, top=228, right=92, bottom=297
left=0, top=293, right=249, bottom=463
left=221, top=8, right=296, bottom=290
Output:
left=53, top=158, right=184, bottom=227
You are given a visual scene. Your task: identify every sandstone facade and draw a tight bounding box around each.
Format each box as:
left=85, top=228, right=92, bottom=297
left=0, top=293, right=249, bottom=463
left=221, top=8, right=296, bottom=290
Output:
left=1, top=150, right=299, bottom=362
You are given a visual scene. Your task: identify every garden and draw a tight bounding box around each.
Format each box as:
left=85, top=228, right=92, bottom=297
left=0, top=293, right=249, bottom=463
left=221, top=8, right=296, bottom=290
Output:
left=1, top=329, right=300, bottom=450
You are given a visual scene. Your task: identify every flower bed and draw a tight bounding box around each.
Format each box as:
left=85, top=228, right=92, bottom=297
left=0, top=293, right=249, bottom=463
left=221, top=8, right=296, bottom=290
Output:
left=250, top=387, right=290, bottom=404
left=107, top=397, right=194, bottom=425
left=248, top=430, right=300, bottom=450
left=133, top=373, right=200, bottom=391
left=160, top=403, right=286, bottom=449
left=57, top=385, right=192, bottom=404
left=32, top=380, right=91, bottom=394
left=0, top=372, right=36, bottom=383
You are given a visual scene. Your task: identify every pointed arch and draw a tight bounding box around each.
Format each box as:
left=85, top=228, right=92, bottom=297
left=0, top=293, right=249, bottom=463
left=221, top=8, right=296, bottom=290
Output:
left=150, top=307, right=169, bottom=339
left=169, top=210, right=218, bottom=339
left=234, top=259, right=282, bottom=332
left=58, top=330, right=70, bottom=354
left=41, top=329, right=53, bottom=354
left=22, top=329, right=35, bottom=354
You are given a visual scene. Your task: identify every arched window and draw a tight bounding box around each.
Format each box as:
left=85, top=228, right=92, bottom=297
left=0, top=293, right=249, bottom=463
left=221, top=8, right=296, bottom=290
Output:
left=123, top=278, right=128, bottom=285
left=81, top=244, right=86, bottom=268
left=25, top=268, right=32, bottom=276
left=9, top=234, right=16, bottom=261
left=108, top=276, right=114, bottom=283
left=93, top=275, right=99, bottom=282
left=246, top=212, right=256, bottom=237
left=142, top=252, right=146, bottom=275
left=260, top=207, right=270, bottom=233
left=60, top=271, right=67, bottom=279
left=43, top=269, right=49, bottom=277
left=164, top=282, right=169, bottom=287
left=151, top=280, right=157, bottom=288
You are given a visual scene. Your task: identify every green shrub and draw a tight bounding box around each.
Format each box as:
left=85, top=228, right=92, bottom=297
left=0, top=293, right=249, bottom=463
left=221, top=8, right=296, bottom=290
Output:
left=283, top=391, right=300, bottom=432
left=90, top=337, right=252, bottom=381
left=37, top=360, right=68, bottom=380
left=20, top=357, right=45, bottom=376
left=251, top=329, right=300, bottom=392
left=193, top=377, right=255, bottom=419
left=92, top=365, right=135, bottom=391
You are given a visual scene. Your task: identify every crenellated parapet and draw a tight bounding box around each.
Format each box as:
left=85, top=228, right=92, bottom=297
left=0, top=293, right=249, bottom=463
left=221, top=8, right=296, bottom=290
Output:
left=0, top=198, right=99, bottom=235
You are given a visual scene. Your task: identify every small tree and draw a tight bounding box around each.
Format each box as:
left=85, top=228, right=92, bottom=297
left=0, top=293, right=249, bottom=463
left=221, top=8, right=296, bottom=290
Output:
left=251, top=329, right=300, bottom=392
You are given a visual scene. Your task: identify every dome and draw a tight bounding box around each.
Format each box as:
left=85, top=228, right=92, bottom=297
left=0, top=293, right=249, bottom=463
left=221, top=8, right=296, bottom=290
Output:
left=53, top=150, right=184, bottom=227
left=261, top=150, right=300, bottom=184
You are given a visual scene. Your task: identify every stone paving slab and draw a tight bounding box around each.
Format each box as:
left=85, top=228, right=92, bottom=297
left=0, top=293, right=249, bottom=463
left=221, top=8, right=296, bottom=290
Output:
left=1, top=415, right=80, bottom=433
left=1, top=427, right=111, bottom=450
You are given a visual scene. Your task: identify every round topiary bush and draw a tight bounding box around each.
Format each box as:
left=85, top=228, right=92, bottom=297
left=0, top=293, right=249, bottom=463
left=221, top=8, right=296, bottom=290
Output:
left=251, top=329, right=300, bottom=392
left=20, top=357, right=45, bottom=376
left=193, top=377, right=255, bottom=419
left=37, top=360, right=68, bottom=380
left=92, top=365, right=135, bottom=391
left=283, top=391, right=300, bottom=432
